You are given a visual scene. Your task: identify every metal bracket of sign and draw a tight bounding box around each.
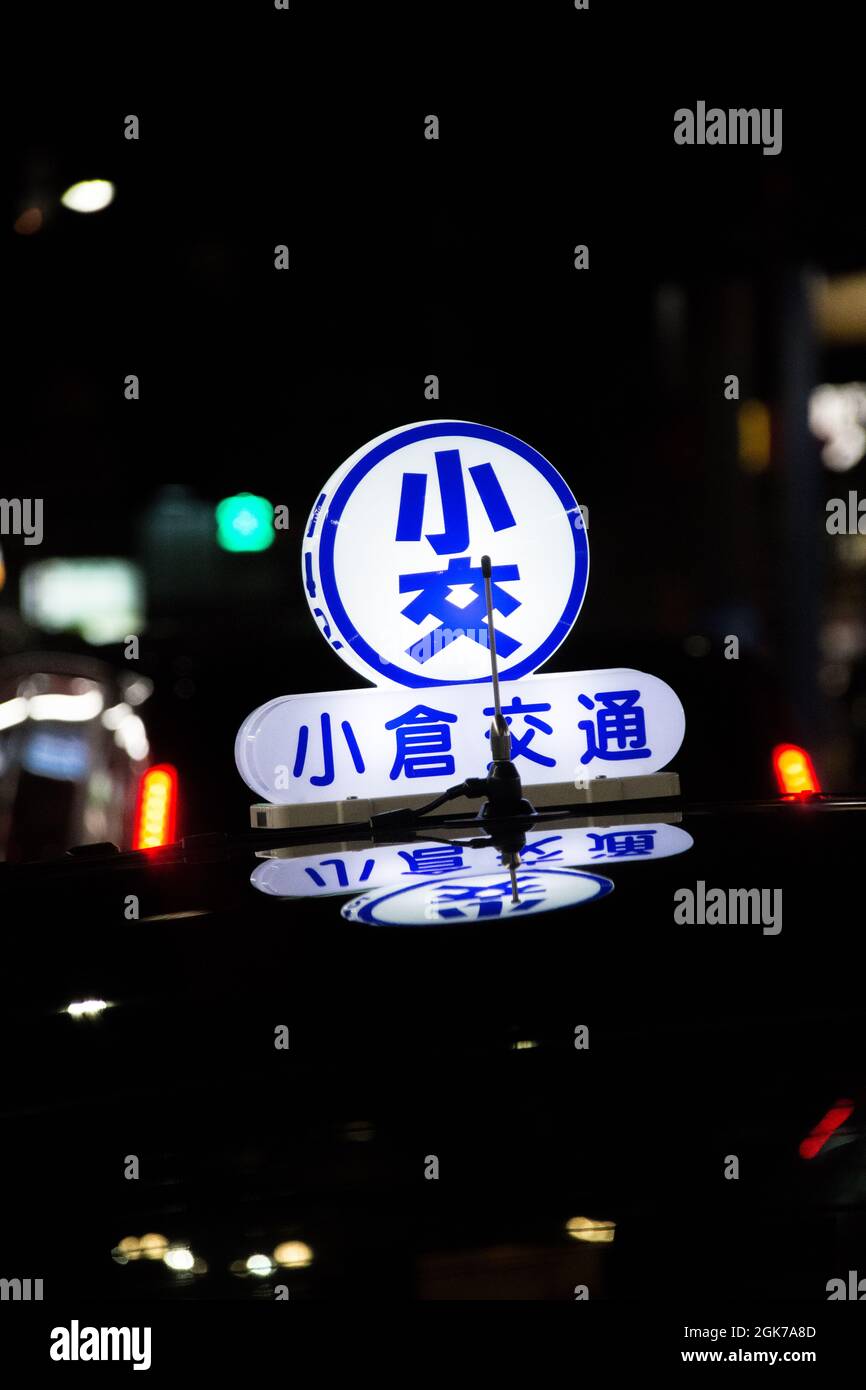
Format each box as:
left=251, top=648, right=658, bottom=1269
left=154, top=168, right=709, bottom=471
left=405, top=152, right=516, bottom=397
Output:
left=249, top=770, right=681, bottom=830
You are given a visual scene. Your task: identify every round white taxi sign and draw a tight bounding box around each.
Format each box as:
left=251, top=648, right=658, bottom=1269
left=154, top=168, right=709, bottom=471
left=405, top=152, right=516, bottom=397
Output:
left=341, top=867, right=613, bottom=926
left=302, top=421, right=588, bottom=688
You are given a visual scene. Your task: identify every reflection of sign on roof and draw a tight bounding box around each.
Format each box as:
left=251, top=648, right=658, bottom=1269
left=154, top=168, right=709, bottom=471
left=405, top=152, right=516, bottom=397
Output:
left=302, top=421, right=588, bottom=688
left=236, top=669, right=686, bottom=805
left=341, top=868, right=614, bottom=926
left=250, top=822, right=694, bottom=899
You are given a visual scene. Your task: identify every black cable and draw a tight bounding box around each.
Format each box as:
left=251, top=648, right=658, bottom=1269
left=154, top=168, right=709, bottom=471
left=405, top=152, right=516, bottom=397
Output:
left=410, top=782, right=472, bottom=818
left=369, top=778, right=490, bottom=832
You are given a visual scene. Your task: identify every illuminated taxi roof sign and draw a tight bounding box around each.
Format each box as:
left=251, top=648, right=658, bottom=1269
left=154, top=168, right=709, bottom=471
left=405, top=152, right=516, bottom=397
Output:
left=235, top=422, right=685, bottom=820
left=302, top=421, right=588, bottom=687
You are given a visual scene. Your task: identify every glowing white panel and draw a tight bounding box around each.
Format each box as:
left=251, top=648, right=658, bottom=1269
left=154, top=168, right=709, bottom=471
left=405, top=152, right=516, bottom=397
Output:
left=28, top=689, right=104, bottom=722
left=302, top=421, right=588, bottom=687
left=235, top=668, right=685, bottom=806
left=0, top=697, right=28, bottom=731
left=20, top=558, right=144, bottom=646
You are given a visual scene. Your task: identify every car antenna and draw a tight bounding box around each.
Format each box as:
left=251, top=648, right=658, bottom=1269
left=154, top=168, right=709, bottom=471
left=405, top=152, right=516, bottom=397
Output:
left=369, top=555, right=534, bottom=834
left=477, top=555, right=534, bottom=822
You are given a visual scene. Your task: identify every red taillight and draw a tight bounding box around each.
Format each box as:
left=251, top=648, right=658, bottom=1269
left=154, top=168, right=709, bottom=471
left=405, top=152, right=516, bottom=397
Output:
left=133, top=764, right=178, bottom=849
left=799, top=1099, right=854, bottom=1160
left=772, top=743, right=821, bottom=796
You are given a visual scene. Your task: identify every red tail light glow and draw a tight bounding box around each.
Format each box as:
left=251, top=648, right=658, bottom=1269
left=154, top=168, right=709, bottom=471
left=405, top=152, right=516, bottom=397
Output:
left=133, top=764, right=178, bottom=849
left=799, top=1099, right=854, bottom=1160
left=772, top=744, right=821, bottom=796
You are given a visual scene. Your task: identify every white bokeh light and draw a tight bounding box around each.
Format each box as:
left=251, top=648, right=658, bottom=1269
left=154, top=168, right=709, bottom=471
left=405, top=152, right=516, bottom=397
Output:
left=60, top=179, right=115, bottom=213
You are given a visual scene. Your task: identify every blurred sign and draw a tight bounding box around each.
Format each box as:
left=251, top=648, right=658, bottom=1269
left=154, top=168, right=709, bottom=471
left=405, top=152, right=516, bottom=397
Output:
left=809, top=383, right=866, bottom=472
left=235, top=668, right=686, bottom=805
left=250, top=822, right=694, bottom=899
left=302, top=421, right=588, bottom=687
left=20, top=558, right=144, bottom=646
left=340, top=867, right=614, bottom=926
left=21, top=729, right=91, bottom=782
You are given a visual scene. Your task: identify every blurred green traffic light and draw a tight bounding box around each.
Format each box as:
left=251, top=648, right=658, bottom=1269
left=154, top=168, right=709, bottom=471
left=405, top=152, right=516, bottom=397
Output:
left=215, top=493, right=275, bottom=552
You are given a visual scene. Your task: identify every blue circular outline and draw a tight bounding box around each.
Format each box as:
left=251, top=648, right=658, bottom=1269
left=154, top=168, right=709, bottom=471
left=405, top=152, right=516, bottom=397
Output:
left=343, top=867, right=614, bottom=926
left=316, top=422, right=589, bottom=687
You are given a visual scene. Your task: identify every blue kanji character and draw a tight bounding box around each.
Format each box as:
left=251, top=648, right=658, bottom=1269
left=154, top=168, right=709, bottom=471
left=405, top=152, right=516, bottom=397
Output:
left=395, top=449, right=517, bottom=554
left=519, top=834, right=564, bottom=863
left=399, top=555, right=521, bottom=664
left=577, top=690, right=652, bottom=764
left=430, top=874, right=546, bottom=918
left=586, top=830, right=657, bottom=858
left=397, top=845, right=466, bottom=874
left=292, top=713, right=366, bottom=787
left=304, top=856, right=375, bottom=887
left=385, top=705, right=457, bottom=780
left=483, top=695, right=556, bottom=768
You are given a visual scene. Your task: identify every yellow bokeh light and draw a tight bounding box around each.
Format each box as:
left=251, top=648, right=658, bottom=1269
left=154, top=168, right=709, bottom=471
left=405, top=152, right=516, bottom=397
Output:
left=738, top=399, right=772, bottom=474
left=115, top=1235, right=142, bottom=1261
left=273, top=1240, right=314, bottom=1269
left=139, top=1233, right=169, bottom=1261
left=565, top=1216, right=616, bottom=1245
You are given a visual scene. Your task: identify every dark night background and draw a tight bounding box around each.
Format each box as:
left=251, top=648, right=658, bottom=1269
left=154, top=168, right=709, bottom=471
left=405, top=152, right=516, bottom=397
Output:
left=6, top=20, right=866, bottom=839
left=2, top=2, right=866, bottom=1327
